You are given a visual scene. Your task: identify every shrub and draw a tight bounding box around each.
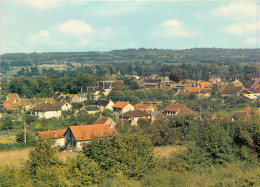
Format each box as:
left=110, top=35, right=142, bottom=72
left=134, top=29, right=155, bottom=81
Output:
left=82, top=133, right=158, bottom=179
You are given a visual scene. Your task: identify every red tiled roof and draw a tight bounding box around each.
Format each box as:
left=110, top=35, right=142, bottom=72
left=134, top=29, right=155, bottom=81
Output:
left=200, top=82, right=211, bottom=88
left=68, top=124, right=117, bottom=141
left=112, top=101, right=129, bottom=109
left=3, top=102, right=20, bottom=110
left=134, top=104, right=154, bottom=110
left=184, top=87, right=201, bottom=93
left=158, top=103, right=196, bottom=116
left=7, top=93, right=19, bottom=99
left=37, top=129, right=66, bottom=139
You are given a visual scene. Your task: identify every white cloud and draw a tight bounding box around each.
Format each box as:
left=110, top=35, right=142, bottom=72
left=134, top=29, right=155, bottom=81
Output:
left=212, top=2, right=256, bottom=21
left=224, top=22, right=257, bottom=35
left=21, top=0, right=58, bottom=9
left=160, top=19, right=194, bottom=37
left=59, top=20, right=93, bottom=36
left=28, top=30, right=49, bottom=42
left=245, top=37, right=258, bottom=45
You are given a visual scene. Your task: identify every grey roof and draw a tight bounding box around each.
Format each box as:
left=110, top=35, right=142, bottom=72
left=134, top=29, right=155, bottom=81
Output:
left=97, top=100, right=110, bottom=107
left=82, top=105, right=100, bottom=111
left=33, top=103, right=60, bottom=111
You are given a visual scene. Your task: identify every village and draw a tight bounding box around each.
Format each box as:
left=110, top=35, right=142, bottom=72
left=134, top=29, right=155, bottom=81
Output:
left=1, top=73, right=259, bottom=151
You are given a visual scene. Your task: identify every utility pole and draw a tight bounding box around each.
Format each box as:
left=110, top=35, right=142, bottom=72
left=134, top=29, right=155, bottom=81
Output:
left=24, top=121, right=26, bottom=144
left=121, top=110, right=123, bottom=126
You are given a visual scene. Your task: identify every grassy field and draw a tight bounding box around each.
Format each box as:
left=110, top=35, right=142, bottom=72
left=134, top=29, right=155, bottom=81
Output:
left=0, top=145, right=183, bottom=168
left=0, top=147, right=78, bottom=167
left=0, top=135, right=16, bottom=144
left=153, top=145, right=186, bottom=158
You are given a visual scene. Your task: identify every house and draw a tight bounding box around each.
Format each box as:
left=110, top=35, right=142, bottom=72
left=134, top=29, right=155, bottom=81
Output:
left=3, top=93, right=31, bottom=111
left=94, top=116, right=116, bottom=128
left=199, top=81, right=212, bottom=88
left=97, top=99, right=114, bottom=112
left=53, top=92, right=64, bottom=101
left=84, top=87, right=105, bottom=100
left=198, top=88, right=212, bottom=97
left=243, top=94, right=260, bottom=102
left=64, top=124, right=117, bottom=150
left=120, top=110, right=151, bottom=126
left=227, top=105, right=252, bottom=121
left=3, top=93, right=21, bottom=111
left=65, top=94, right=83, bottom=103
left=232, top=78, right=243, bottom=87
left=99, top=81, right=114, bottom=96
left=35, top=129, right=66, bottom=147
left=77, top=93, right=88, bottom=101
left=53, top=101, right=72, bottom=111
left=134, top=104, right=155, bottom=112
left=27, top=97, right=55, bottom=106
left=112, top=101, right=135, bottom=116
left=32, top=103, right=62, bottom=119
left=158, top=103, right=196, bottom=117
left=221, top=86, right=251, bottom=96
left=80, top=105, right=100, bottom=114
left=244, top=79, right=259, bottom=89
left=184, top=87, right=201, bottom=93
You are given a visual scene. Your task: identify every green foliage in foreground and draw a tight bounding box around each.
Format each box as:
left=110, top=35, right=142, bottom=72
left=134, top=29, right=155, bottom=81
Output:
left=82, top=133, right=158, bottom=179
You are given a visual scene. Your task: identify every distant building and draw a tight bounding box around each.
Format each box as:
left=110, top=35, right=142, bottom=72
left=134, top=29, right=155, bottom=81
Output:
left=53, top=101, right=72, bottom=111
left=35, top=129, right=66, bottom=147
left=112, top=101, right=135, bottom=116
left=64, top=124, right=117, bottom=150
left=94, top=116, right=116, bottom=128
left=134, top=104, right=155, bottom=112
left=32, top=103, right=61, bottom=119
left=120, top=110, right=151, bottom=126
left=97, top=99, right=114, bottom=112
left=80, top=105, right=100, bottom=114
left=158, top=103, right=196, bottom=117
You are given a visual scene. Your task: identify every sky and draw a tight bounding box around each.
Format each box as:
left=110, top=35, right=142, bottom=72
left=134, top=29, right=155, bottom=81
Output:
left=0, top=0, right=260, bottom=54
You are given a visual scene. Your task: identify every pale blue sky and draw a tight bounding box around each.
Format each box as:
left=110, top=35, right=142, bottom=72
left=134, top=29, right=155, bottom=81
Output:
left=1, top=0, right=259, bottom=54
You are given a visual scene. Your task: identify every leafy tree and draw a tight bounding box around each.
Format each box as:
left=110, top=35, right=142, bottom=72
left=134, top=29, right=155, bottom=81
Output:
left=67, top=154, right=102, bottom=185
left=26, top=139, right=61, bottom=175
left=82, top=133, right=158, bottom=179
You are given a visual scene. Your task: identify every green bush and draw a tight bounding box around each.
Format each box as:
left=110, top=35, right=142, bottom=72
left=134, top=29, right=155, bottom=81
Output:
left=82, top=133, right=158, bottom=179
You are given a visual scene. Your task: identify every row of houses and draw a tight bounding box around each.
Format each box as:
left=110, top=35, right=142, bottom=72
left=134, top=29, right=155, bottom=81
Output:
left=36, top=103, right=259, bottom=151
left=36, top=118, right=117, bottom=150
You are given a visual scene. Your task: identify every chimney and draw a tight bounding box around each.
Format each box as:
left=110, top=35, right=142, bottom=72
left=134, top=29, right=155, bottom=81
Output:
left=81, top=86, right=83, bottom=93
left=103, top=82, right=105, bottom=89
